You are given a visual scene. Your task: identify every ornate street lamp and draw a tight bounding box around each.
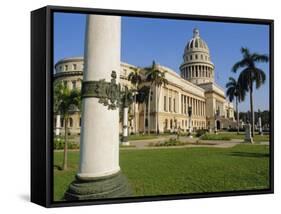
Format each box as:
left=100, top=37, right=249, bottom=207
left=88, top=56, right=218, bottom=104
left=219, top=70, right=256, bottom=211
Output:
left=188, top=105, right=192, bottom=138
left=258, top=109, right=263, bottom=135
left=214, top=108, right=220, bottom=134
left=121, top=86, right=133, bottom=145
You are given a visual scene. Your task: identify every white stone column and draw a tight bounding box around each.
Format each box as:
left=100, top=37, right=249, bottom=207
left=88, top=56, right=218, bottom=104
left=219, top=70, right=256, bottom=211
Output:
left=78, top=15, right=121, bottom=179
left=65, top=15, right=131, bottom=200
left=55, top=114, right=60, bottom=136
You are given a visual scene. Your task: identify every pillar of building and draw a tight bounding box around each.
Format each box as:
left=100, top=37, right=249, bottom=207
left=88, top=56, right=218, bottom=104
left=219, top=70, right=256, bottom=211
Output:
left=122, top=107, right=130, bottom=145
left=65, top=15, right=131, bottom=200
left=55, top=114, right=60, bottom=136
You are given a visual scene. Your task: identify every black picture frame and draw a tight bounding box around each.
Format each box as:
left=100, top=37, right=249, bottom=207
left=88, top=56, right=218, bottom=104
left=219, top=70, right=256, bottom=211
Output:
left=31, top=5, right=274, bottom=208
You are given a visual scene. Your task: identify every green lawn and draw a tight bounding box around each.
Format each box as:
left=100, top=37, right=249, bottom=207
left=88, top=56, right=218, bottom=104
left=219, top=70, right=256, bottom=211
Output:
left=210, top=132, right=270, bottom=142
left=54, top=144, right=270, bottom=201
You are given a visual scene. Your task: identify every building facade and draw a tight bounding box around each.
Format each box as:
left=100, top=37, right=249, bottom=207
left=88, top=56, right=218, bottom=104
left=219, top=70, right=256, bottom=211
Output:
left=54, top=28, right=235, bottom=136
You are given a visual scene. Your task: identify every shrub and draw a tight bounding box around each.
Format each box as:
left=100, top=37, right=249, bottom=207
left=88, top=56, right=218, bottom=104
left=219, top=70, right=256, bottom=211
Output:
left=201, top=134, right=231, bottom=141
left=196, top=129, right=207, bottom=137
left=153, top=138, right=185, bottom=147
left=53, top=137, right=80, bottom=150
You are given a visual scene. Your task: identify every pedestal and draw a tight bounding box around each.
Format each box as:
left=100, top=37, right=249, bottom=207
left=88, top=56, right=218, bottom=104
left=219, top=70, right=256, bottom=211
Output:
left=65, top=15, right=131, bottom=200
left=244, top=124, right=254, bottom=144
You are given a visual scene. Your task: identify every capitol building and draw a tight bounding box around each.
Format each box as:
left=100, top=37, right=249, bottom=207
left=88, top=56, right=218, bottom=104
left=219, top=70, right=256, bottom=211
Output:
left=54, top=28, right=235, bottom=135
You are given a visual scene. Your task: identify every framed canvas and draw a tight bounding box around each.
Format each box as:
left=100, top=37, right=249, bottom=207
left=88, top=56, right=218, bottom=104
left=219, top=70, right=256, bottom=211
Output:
left=31, top=5, right=274, bottom=208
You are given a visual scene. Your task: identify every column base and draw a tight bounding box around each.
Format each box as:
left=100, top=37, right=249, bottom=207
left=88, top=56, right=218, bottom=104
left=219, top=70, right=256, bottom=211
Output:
left=64, top=171, right=132, bottom=201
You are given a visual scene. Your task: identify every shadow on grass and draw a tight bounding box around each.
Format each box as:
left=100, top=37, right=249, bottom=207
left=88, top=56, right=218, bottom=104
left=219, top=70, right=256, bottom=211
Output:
left=228, top=152, right=269, bottom=158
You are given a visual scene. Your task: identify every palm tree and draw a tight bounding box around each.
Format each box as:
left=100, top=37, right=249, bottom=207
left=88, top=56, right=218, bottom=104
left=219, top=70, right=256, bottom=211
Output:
left=232, top=47, right=268, bottom=137
left=128, top=68, right=142, bottom=134
left=145, top=61, right=168, bottom=135
left=54, top=81, right=81, bottom=170
left=226, top=77, right=246, bottom=134
left=136, top=86, right=150, bottom=134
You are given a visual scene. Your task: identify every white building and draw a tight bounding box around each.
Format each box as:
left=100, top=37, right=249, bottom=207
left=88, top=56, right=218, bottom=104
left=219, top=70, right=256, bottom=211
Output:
left=54, top=28, right=235, bottom=135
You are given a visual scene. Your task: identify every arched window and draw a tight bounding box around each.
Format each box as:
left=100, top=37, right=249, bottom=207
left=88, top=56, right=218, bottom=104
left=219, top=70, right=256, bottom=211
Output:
left=170, top=119, right=173, bottom=129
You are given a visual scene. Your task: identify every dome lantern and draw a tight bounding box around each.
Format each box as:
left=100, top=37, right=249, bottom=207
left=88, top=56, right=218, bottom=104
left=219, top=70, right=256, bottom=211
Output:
left=193, top=28, right=200, bottom=38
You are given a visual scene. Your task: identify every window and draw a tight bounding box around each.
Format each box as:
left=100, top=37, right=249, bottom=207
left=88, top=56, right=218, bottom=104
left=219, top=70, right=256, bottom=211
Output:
left=195, top=55, right=198, bottom=60
left=69, top=118, right=73, bottom=127
left=79, top=117, right=81, bottom=127
left=73, top=64, right=77, bottom=70
left=72, top=81, right=76, bottom=89
left=170, top=119, right=173, bottom=129
left=173, top=98, right=176, bottom=112
left=165, top=119, right=168, bottom=129
left=164, top=96, right=167, bottom=111
left=64, top=65, right=68, bottom=71
left=201, top=55, right=203, bottom=59
left=190, top=55, right=192, bottom=60
left=169, top=97, right=172, bottom=112
left=59, top=66, right=62, bottom=71
left=60, top=118, right=64, bottom=127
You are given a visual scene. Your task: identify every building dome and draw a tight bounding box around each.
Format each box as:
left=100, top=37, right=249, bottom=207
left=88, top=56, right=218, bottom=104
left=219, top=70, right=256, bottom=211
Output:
left=184, top=28, right=209, bottom=53
left=180, top=28, right=215, bottom=85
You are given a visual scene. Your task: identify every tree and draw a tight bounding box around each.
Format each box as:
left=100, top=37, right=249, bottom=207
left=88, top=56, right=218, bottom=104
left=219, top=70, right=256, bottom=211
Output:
left=136, top=86, right=150, bottom=134
left=226, top=77, right=246, bottom=134
left=53, top=81, right=81, bottom=170
left=232, top=47, right=268, bottom=137
left=128, top=68, right=142, bottom=134
left=145, top=61, right=168, bottom=134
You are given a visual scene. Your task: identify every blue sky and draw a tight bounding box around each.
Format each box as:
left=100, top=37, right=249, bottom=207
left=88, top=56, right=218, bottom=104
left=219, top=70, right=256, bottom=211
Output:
left=54, top=12, right=270, bottom=112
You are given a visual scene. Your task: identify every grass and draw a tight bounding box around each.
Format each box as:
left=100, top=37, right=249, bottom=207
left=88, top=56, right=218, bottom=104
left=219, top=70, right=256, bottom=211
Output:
left=201, top=134, right=231, bottom=141
left=209, top=132, right=269, bottom=143
left=54, top=144, right=270, bottom=201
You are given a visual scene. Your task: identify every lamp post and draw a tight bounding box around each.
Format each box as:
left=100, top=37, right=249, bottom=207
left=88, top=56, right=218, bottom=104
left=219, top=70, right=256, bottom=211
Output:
left=258, top=109, right=263, bottom=136
left=122, top=86, right=133, bottom=146
left=188, top=105, right=192, bottom=138
left=214, top=108, right=220, bottom=134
